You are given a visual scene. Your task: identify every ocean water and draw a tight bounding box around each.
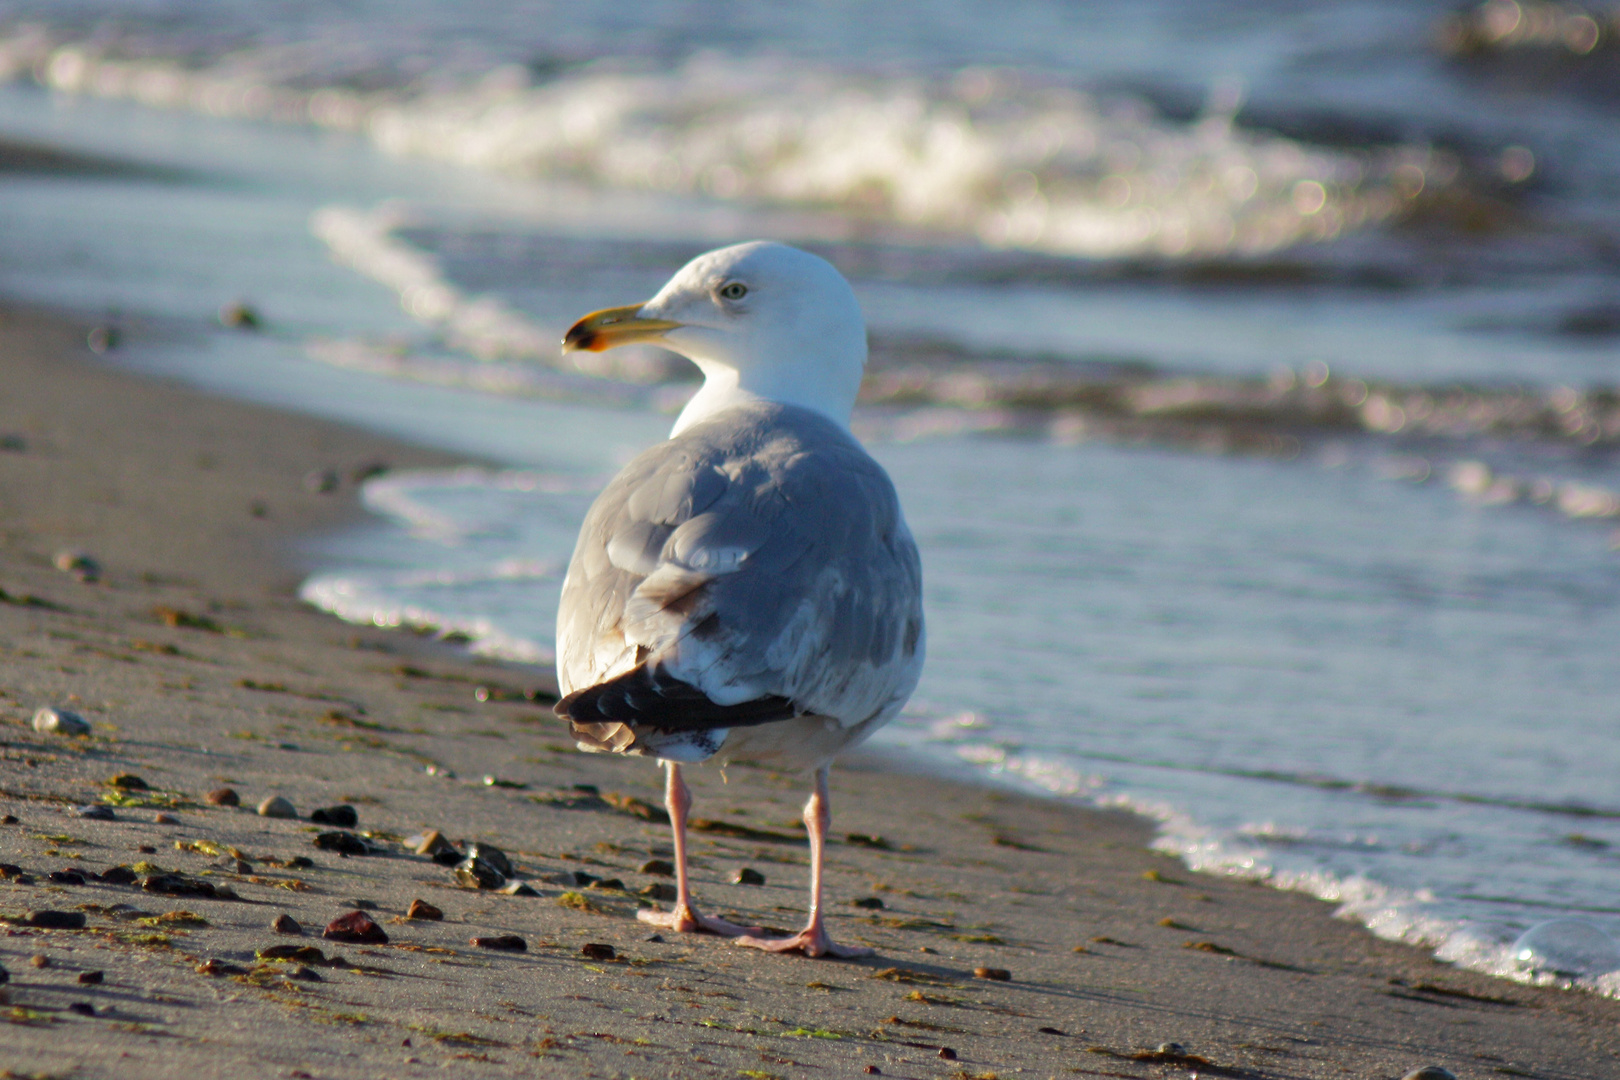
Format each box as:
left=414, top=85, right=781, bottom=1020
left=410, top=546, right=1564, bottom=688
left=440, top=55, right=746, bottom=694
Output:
left=2, top=0, right=1620, bottom=995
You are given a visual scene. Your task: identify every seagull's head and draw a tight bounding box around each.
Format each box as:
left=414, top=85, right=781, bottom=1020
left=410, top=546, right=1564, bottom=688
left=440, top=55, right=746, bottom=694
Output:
left=563, top=241, right=867, bottom=432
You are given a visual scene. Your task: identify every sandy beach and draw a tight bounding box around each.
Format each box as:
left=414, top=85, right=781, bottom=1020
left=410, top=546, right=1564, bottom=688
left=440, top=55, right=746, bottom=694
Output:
left=0, top=303, right=1616, bottom=1080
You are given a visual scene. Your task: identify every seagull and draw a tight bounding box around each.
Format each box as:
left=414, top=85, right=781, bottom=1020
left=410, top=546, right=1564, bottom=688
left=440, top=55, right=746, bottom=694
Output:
left=553, top=241, right=924, bottom=958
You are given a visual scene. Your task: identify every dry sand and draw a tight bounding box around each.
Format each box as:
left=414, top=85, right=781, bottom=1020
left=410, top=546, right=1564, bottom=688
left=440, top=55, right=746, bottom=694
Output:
left=0, top=303, right=1616, bottom=1080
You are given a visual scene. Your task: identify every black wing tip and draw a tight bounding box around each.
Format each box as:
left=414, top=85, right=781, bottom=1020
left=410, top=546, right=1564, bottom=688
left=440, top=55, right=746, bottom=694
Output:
left=556, top=666, right=797, bottom=732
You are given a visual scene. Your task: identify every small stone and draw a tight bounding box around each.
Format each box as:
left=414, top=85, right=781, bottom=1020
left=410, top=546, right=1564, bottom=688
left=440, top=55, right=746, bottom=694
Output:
left=0, top=863, right=23, bottom=878
left=580, top=942, right=615, bottom=960
left=53, top=550, right=100, bottom=582
left=302, top=468, right=339, bottom=494
left=33, top=708, right=90, bottom=736
left=432, top=848, right=463, bottom=866
left=732, top=867, right=766, bottom=886
left=309, top=805, right=358, bottom=828
left=257, top=796, right=296, bottom=818
left=29, top=955, right=48, bottom=969
left=589, top=878, right=625, bottom=891
left=48, top=870, right=86, bottom=886
left=974, top=966, right=1012, bottom=982
left=222, top=858, right=252, bottom=874
left=1156, top=1043, right=1186, bottom=1056
left=1401, top=1070, right=1457, bottom=1080
left=205, top=788, right=240, bottom=807
left=108, top=774, right=148, bottom=790
left=286, top=964, right=322, bottom=982
left=25, top=910, right=86, bottom=929
left=937, top=1048, right=957, bottom=1061
left=638, top=883, right=677, bottom=902
left=568, top=871, right=599, bottom=887
left=72, top=805, right=114, bottom=820
left=500, top=881, right=539, bottom=897
left=864, top=1068, right=881, bottom=1076
left=256, top=945, right=326, bottom=963
left=405, top=899, right=443, bottom=921
left=463, top=843, right=512, bottom=878
left=471, top=935, right=526, bottom=951
left=271, top=914, right=302, bottom=935
left=343, top=898, right=379, bottom=911
left=1, top=814, right=16, bottom=824
left=850, top=896, right=884, bottom=909
left=136, top=845, right=156, bottom=854
left=453, top=856, right=506, bottom=891
left=100, top=866, right=136, bottom=884
left=407, top=830, right=456, bottom=857
left=323, top=910, right=388, bottom=945
left=152, top=812, right=179, bottom=825
left=644, top=933, right=664, bottom=943
left=313, top=830, right=371, bottom=856
left=76, top=970, right=103, bottom=985
left=481, top=775, right=526, bottom=789
left=640, top=858, right=675, bottom=876
left=195, top=958, right=248, bottom=977
left=68, top=1002, right=95, bottom=1016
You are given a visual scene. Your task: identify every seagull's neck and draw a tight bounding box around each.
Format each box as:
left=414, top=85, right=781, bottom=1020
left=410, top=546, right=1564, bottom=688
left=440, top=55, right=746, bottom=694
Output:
left=670, top=361, right=857, bottom=437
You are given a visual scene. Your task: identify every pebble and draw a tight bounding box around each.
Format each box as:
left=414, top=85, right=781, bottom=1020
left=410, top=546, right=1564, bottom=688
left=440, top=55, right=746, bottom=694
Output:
left=589, top=878, right=625, bottom=891
left=323, top=910, right=388, bottom=945
left=864, top=1068, right=881, bottom=1076
left=29, top=955, right=48, bottom=969
left=580, top=943, right=615, bottom=960
left=1402, top=1070, right=1457, bottom=1080
left=851, top=896, right=885, bottom=909
left=639, top=883, right=677, bottom=902
left=196, top=958, right=248, bottom=977
left=470, top=935, right=526, bottom=951
left=257, top=796, right=297, bottom=819
left=405, top=899, right=443, bottom=921
left=220, top=858, right=252, bottom=874
left=99, top=866, right=137, bottom=885
left=33, top=708, right=90, bottom=736
left=937, top=1048, right=957, bottom=1061
left=1, top=814, right=16, bottom=824
left=136, top=845, right=156, bottom=854
left=1157, top=1043, right=1186, bottom=1056
left=0, top=864, right=23, bottom=878
left=309, top=804, right=358, bottom=828
left=257, top=945, right=326, bottom=963
left=313, top=830, right=371, bottom=856
left=463, top=843, right=512, bottom=878
left=206, top=788, right=241, bottom=807
left=974, top=966, right=1012, bottom=982
left=0, top=964, right=7, bottom=985
left=52, top=549, right=101, bottom=583
left=48, top=870, right=86, bottom=886
left=500, top=882, right=539, bottom=897
left=272, top=914, right=302, bottom=935
left=25, top=910, right=86, bottom=929
left=108, top=774, right=148, bottom=790
left=732, top=867, right=766, bottom=886
left=68, top=1002, right=95, bottom=1017
left=142, top=872, right=236, bottom=900
left=286, top=964, right=322, bottom=982
left=453, top=855, right=506, bottom=891
left=77, top=970, right=103, bottom=985
left=640, top=859, right=675, bottom=876
left=407, top=830, right=456, bottom=857
left=431, top=848, right=464, bottom=867
left=152, top=812, right=179, bottom=825
left=72, top=805, right=114, bottom=821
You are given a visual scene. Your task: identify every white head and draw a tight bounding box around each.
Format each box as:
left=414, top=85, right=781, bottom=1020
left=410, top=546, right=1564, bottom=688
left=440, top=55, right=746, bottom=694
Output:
left=563, top=241, right=867, bottom=435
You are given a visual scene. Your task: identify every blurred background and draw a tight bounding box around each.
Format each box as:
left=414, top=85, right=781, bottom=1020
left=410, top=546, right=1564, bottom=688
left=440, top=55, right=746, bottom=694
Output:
left=1, top=0, right=1618, bottom=991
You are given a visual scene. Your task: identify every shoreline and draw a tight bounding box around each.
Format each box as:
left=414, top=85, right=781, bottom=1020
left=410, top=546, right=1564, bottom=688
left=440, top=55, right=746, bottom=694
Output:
left=1, top=301, right=1618, bottom=1078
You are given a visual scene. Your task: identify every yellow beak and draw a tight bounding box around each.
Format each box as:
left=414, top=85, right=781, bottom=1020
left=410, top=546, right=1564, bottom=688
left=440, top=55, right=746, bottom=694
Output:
left=561, top=304, right=684, bottom=353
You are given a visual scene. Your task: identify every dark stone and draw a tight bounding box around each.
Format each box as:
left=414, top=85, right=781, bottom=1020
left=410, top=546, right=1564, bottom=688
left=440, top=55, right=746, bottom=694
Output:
left=76, top=970, right=103, bottom=985
left=25, top=910, right=86, bottom=929
left=453, top=856, right=506, bottom=890
left=195, top=958, right=248, bottom=977
left=431, top=848, right=463, bottom=866
left=0, top=964, right=7, bottom=984
left=47, top=870, right=86, bottom=886
left=142, top=873, right=233, bottom=900
left=286, top=856, right=314, bottom=869
left=500, top=882, right=539, bottom=897
left=68, top=1002, right=95, bottom=1016
left=99, top=866, right=137, bottom=885
left=257, top=945, right=326, bottom=963
left=937, top=1048, right=957, bottom=1061
left=463, top=843, right=512, bottom=878
left=569, top=871, right=599, bottom=887
left=732, top=867, right=766, bottom=886
left=0, top=863, right=23, bottom=878
left=580, top=942, right=615, bottom=960
left=851, top=896, right=885, bottom=909
left=309, top=805, right=358, bottom=828
left=108, top=774, right=148, bottom=791
left=589, top=878, right=625, bottom=891
left=405, top=899, right=443, bottom=921
left=271, top=913, right=302, bottom=935
left=313, top=831, right=371, bottom=856
left=470, top=935, right=526, bottom=951
left=638, top=883, right=677, bottom=902
left=205, top=788, right=240, bottom=807
left=136, top=845, right=156, bottom=854
left=639, top=859, right=675, bottom=877
left=974, top=966, right=1012, bottom=982
left=72, top=805, right=114, bottom=821
left=1, top=814, right=16, bottom=824
left=286, top=965, right=323, bottom=982
left=323, top=910, right=388, bottom=945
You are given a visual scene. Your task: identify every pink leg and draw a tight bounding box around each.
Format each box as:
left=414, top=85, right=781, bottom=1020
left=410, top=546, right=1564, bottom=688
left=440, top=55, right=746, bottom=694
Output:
left=638, top=761, right=762, bottom=937
left=737, top=765, right=872, bottom=958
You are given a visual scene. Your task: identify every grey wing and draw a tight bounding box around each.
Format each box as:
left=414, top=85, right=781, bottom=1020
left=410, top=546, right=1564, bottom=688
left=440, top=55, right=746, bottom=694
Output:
left=554, top=409, right=924, bottom=746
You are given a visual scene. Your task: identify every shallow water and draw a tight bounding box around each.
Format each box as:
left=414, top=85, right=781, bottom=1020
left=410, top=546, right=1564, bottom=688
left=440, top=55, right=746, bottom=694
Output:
left=2, top=0, right=1619, bottom=994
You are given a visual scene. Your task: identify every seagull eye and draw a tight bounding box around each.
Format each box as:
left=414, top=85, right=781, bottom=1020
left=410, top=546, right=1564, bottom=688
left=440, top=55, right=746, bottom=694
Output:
left=717, top=281, right=748, bottom=301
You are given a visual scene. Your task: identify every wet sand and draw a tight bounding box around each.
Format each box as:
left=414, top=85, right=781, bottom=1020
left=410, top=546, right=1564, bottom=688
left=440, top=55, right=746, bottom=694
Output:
left=0, top=303, right=1617, bottom=1079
